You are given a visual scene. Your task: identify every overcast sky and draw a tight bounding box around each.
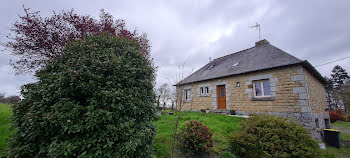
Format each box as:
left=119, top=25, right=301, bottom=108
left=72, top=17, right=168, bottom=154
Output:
left=0, top=0, right=349, bottom=96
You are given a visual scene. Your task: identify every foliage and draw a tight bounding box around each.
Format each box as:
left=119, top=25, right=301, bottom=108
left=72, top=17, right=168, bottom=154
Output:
left=228, top=114, right=321, bottom=158
left=154, top=111, right=242, bottom=158
left=331, top=65, right=350, bottom=88
left=178, top=120, right=213, bottom=155
left=155, top=83, right=171, bottom=109
left=325, top=76, right=338, bottom=111
left=0, top=95, right=21, bottom=104
left=0, top=104, right=12, bottom=157
left=6, top=34, right=156, bottom=157
left=342, top=85, right=350, bottom=114
left=220, top=151, right=236, bottom=158
left=329, top=109, right=345, bottom=123
left=3, top=7, right=150, bottom=74
left=325, top=66, right=350, bottom=112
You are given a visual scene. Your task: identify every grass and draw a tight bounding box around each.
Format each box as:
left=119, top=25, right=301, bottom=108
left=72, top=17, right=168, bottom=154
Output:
left=332, top=121, right=350, bottom=141
left=323, top=146, right=350, bottom=158
left=341, top=133, right=350, bottom=141
left=4, top=106, right=344, bottom=157
left=0, top=103, right=12, bottom=157
left=323, top=121, right=350, bottom=158
left=154, top=111, right=243, bottom=158
left=332, top=121, right=350, bottom=128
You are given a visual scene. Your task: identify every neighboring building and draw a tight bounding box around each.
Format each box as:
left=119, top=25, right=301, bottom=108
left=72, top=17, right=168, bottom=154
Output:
left=175, top=39, right=330, bottom=140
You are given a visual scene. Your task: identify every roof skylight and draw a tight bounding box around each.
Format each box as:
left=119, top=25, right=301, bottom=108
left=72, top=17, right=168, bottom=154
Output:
left=232, top=62, right=239, bottom=68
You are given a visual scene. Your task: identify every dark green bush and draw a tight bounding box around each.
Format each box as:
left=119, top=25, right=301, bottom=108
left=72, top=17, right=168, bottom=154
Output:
left=220, top=151, right=236, bottom=158
left=7, top=33, right=157, bottom=157
left=228, top=114, right=321, bottom=158
left=179, top=120, right=213, bottom=155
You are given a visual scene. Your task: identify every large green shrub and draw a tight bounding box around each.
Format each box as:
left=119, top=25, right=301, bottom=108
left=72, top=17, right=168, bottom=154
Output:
left=228, top=114, right=321, bottom=158
left=179, top=120, right=213, bottom=155
left=7, top=33, right=157, bottom=157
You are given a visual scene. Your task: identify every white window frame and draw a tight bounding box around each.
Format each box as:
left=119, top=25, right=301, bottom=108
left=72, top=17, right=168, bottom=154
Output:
left=199, top=86, right=210, bottom=96
left=184, top=89, right=191, bottom=101
left=253, top=80, right=271, bottom=98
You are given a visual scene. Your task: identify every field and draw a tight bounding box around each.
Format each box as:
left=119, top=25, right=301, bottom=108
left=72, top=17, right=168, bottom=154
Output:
left=154, top=111, right=243, bottom=157
left=0, top=103, right=11, bottom=157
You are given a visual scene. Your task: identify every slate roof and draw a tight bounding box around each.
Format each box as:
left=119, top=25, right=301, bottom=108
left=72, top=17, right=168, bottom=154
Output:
left=175, top=39, right=325, bottom=86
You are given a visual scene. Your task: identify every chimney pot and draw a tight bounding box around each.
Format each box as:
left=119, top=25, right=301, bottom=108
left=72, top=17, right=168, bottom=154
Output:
left=255, top=39, right=269, bottom=46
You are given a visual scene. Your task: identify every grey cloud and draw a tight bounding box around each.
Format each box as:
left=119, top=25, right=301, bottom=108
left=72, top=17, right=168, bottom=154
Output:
left=0, top=0, right=349, bottom=95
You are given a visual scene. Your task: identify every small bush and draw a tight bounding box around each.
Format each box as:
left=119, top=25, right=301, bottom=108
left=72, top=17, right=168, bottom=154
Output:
left=228, top=114, right=321, bottom=158
left=220, top=151, right=236, bottom=158
left=179, top=120, right=213, bottom=155
left=329, top=109, right=345, bottom=123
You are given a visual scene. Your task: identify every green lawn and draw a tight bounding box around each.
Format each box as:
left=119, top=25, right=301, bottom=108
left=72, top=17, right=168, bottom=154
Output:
left=333, top=121, right=350, bottom=128
left=4, top=106, right=338, bottom=158
left=0, top=103, right=12, bottom=157
left=324, top=121, right=350, bottom=158
left=154, top=111, right=243, bottom=158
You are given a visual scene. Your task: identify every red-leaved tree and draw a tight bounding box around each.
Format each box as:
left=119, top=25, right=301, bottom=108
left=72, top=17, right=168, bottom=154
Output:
left=3, top=7, right=151, bottom=74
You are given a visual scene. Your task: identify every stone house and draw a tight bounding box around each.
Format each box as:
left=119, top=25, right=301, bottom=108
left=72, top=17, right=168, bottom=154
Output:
left=175, top=39, right=330, bottom=140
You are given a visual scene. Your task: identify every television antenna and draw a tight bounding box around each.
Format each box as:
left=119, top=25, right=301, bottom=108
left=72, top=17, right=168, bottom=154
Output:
left=250, top=22, right=261, bottom=40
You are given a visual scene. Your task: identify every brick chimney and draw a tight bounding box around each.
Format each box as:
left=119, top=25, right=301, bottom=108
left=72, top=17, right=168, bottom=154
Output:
left=255, top=39, right=269, bottom=46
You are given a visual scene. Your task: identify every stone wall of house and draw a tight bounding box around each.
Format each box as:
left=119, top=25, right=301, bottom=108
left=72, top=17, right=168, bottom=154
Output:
left=176, top=64, right=329, bottom=140
left=304, top=68, right=330, bottom=140
left=178, top=65, right=306, bottom=114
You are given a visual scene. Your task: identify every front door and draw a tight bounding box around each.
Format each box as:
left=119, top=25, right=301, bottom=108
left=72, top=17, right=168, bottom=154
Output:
left=217, top=85, right=226, bottom=109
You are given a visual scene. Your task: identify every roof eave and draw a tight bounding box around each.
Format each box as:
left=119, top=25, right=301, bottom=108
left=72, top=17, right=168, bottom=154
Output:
left=175, top=62, right=304, bottom=86
left=301, top=60, right=326, bottom=84
left=175, top=61, right=326, bottom=86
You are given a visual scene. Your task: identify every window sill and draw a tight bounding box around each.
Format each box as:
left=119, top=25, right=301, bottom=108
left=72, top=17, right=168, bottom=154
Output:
left=251, top=97, right=274, bottom=101
left=199, top=94, right=211, bottom=97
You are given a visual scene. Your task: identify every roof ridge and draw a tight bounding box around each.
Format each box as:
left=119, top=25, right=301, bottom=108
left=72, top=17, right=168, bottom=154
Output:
left=212, top=45, right=256, bottom=61
left=175, top=40, right=315, bottom=86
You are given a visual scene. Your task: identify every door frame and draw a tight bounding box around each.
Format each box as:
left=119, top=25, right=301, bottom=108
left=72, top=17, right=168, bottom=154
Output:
left=217, top=85, right=226, bottom=110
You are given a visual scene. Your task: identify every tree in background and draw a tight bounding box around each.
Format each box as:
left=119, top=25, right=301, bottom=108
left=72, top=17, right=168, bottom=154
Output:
left=0, top=93, right=4, bottom=102
left=342, top=84, right=350, bottom=112
left=324, top=76, right=338, bottom=110
left=156, top=83, right=171, bottom=109
left=325, top=65, right=350, bottom=112
left=7, top=34, right=156, bottom=157
left=0, top=93, right=21, bottom=104
left=3, top=7, right=151, bottom=74
left=331, top=65, right=350, bottom=88
left=331, top=65, right=350, bottom=112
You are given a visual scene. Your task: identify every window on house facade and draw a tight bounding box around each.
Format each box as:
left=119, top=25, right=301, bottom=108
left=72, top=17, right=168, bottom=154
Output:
left=184, top=89, right=191, bottom=101
left=253, top=80, right=271, bottom=97
left=324, top=119, right=330, bottom=129
left=315, top=119, right=320, bottom=128
left=199, top=86, right=210, bottom=96
left=236, top=82, right=240, bottom=87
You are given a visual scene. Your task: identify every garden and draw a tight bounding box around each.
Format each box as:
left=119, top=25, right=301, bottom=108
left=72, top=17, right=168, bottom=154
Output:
left=3, top=101, right=350, bottom=158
